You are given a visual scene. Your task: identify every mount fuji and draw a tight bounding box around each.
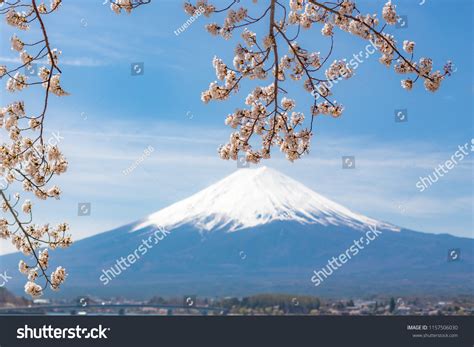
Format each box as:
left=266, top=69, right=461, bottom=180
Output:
left=135, top=166, right=400, bottom=233
left=0, top=167, right=472, bottom=298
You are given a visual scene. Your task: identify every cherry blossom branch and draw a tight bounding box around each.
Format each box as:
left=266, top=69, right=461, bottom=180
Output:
left=1, top=0, right=150, bottom=297
left=185, top=0, right=452, bottom=163
left=109, top=0, right=151, bottom=14
left=1, top=0, right=71, bottom=297
left=0, top=189, right=54, bottom=289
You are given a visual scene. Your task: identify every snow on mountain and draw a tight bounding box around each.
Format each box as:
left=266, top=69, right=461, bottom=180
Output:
left=135, top=166, right=400, bottom=233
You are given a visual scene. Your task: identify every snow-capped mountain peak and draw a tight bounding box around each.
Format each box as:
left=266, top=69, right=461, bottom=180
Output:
left=135, top=166, right=399, bottom=232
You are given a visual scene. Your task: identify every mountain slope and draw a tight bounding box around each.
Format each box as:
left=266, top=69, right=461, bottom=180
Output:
left=0, top=287, right=30, bottom=307
left=136, top=167, right=399, bottom=232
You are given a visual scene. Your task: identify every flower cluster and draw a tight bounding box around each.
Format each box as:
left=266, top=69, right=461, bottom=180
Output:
left=110, top=0, right=151, bottom=14
left=0, top=0, right=72, bottom=297
left=20, top=253, right=66, bottom=296
left=186, top=0, right=452, bottom=163
left=1, top=0, right=150, bottom=297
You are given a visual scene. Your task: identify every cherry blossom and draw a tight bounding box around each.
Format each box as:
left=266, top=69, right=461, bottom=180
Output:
left=110, top=0, right=151, bottom=14
left=185, top=0, right=452, bottom=163
left=1, top=0, right=149, bottom=297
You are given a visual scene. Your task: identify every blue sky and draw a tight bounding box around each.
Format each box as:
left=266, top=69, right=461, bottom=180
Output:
left=0, top=0, right=472, bottom=254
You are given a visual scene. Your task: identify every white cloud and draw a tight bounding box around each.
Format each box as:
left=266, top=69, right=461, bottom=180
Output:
left=0, top=55, right=108, bottom=67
